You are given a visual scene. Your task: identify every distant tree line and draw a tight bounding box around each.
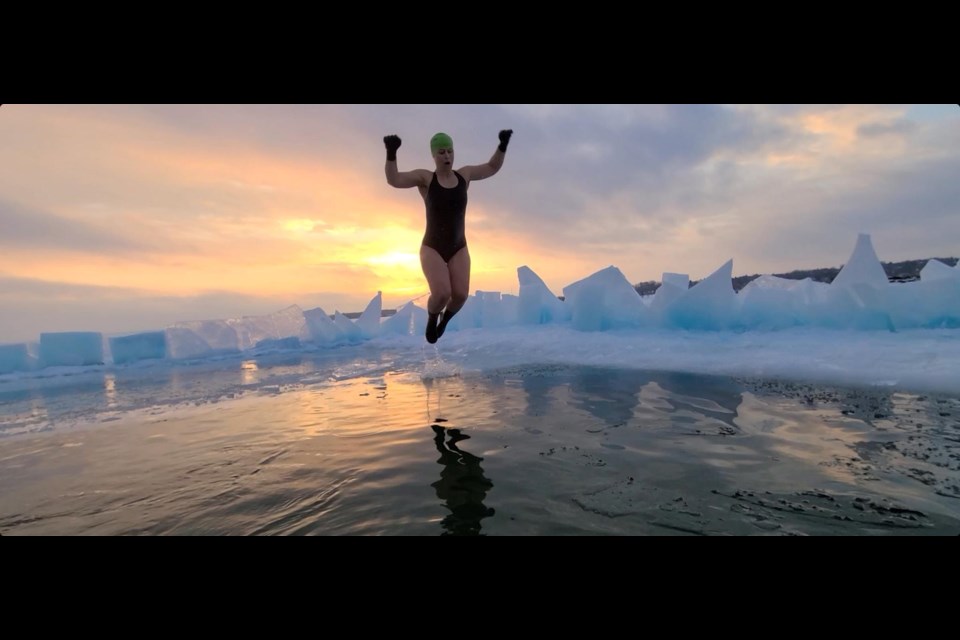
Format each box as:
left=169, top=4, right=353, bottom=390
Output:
left=634, top=257, right=959, bottom=295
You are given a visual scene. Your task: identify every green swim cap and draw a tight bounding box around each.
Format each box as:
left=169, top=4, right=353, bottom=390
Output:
left=430, top=132, right=453, bottom=155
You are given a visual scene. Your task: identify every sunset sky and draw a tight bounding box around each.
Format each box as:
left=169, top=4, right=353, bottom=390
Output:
left=1, top=104, right=958, bottom=343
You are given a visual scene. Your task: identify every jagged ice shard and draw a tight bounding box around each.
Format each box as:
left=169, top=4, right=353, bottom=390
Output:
left=1, top=234, right=959, bottom=376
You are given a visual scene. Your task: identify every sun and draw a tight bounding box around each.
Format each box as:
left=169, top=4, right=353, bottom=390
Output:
left=364, top=251, right=421, bottom=270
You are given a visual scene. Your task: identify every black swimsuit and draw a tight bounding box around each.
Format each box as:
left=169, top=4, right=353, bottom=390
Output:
left=422, top=171, right=468, bottom=263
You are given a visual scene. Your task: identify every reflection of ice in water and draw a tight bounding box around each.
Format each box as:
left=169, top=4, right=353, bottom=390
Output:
left=241, top=360, right=259, bottom=385
left=31, top=398, right=48, bottom=422
left=104, top=373, right=118, bottom=409
left=0, top=396, right=50, bottom=437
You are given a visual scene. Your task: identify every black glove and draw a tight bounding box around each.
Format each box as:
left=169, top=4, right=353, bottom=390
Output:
left=384, top=135, right=401, bottom=161
left=498, top=129, right=513, bottom=153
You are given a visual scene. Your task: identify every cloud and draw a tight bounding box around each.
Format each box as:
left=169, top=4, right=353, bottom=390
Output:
left=0, top=198, right=151, bottom=253
left=857, top=118, right=917, bottom=138
left=479, top=104, right=958, bottom=276
left=1, top=103, right=957, bottom=333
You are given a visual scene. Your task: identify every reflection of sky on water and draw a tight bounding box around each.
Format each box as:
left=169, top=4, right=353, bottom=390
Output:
left=0, top=348, right=399, bottom=437
left=1, top=354, right=958, bottom=535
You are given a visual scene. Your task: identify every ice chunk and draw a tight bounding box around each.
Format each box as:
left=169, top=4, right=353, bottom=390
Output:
left=109, top=331, right=166, bottom=364
left=666, top=260, right=737, bottom=330
left=303, top=307, right=346, bottom=345
left=254, top=336, right=302, bottom=350
left=227, top=305, right=307, bottom=351
left=356, top=292, right=382, bottom=339
left=563, top=266, right=648, bottom=331
left=380, top=302, right=428, bottom=336
left=662, top=272, right=689, bottom=290
left=165, top=320, right=240, bottom=360
left=887, top=278, right=960, bottom=329
left=517, top=266, right=569, bottom=324
left=476, top=291, right=503, bottom=328
left=334, top=311, right=363, bottom=343
left=832, top=233, right=889, bottom=290
left=738, top=276, right=812, bottom=329
left=649, top=272, right=689, bottom=316
left=442, top=296, right=479, bottom=333
left=0, top=343, right=33, bottom=374
left=920, top=259, right=960, bottom=282
left=501, top=293, right=519, bottom=326
left=40, top=332, right=104, bottom=367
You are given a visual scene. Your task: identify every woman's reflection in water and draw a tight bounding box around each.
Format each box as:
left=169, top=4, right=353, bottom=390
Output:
left=431, top=424, right=495, bottom=536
